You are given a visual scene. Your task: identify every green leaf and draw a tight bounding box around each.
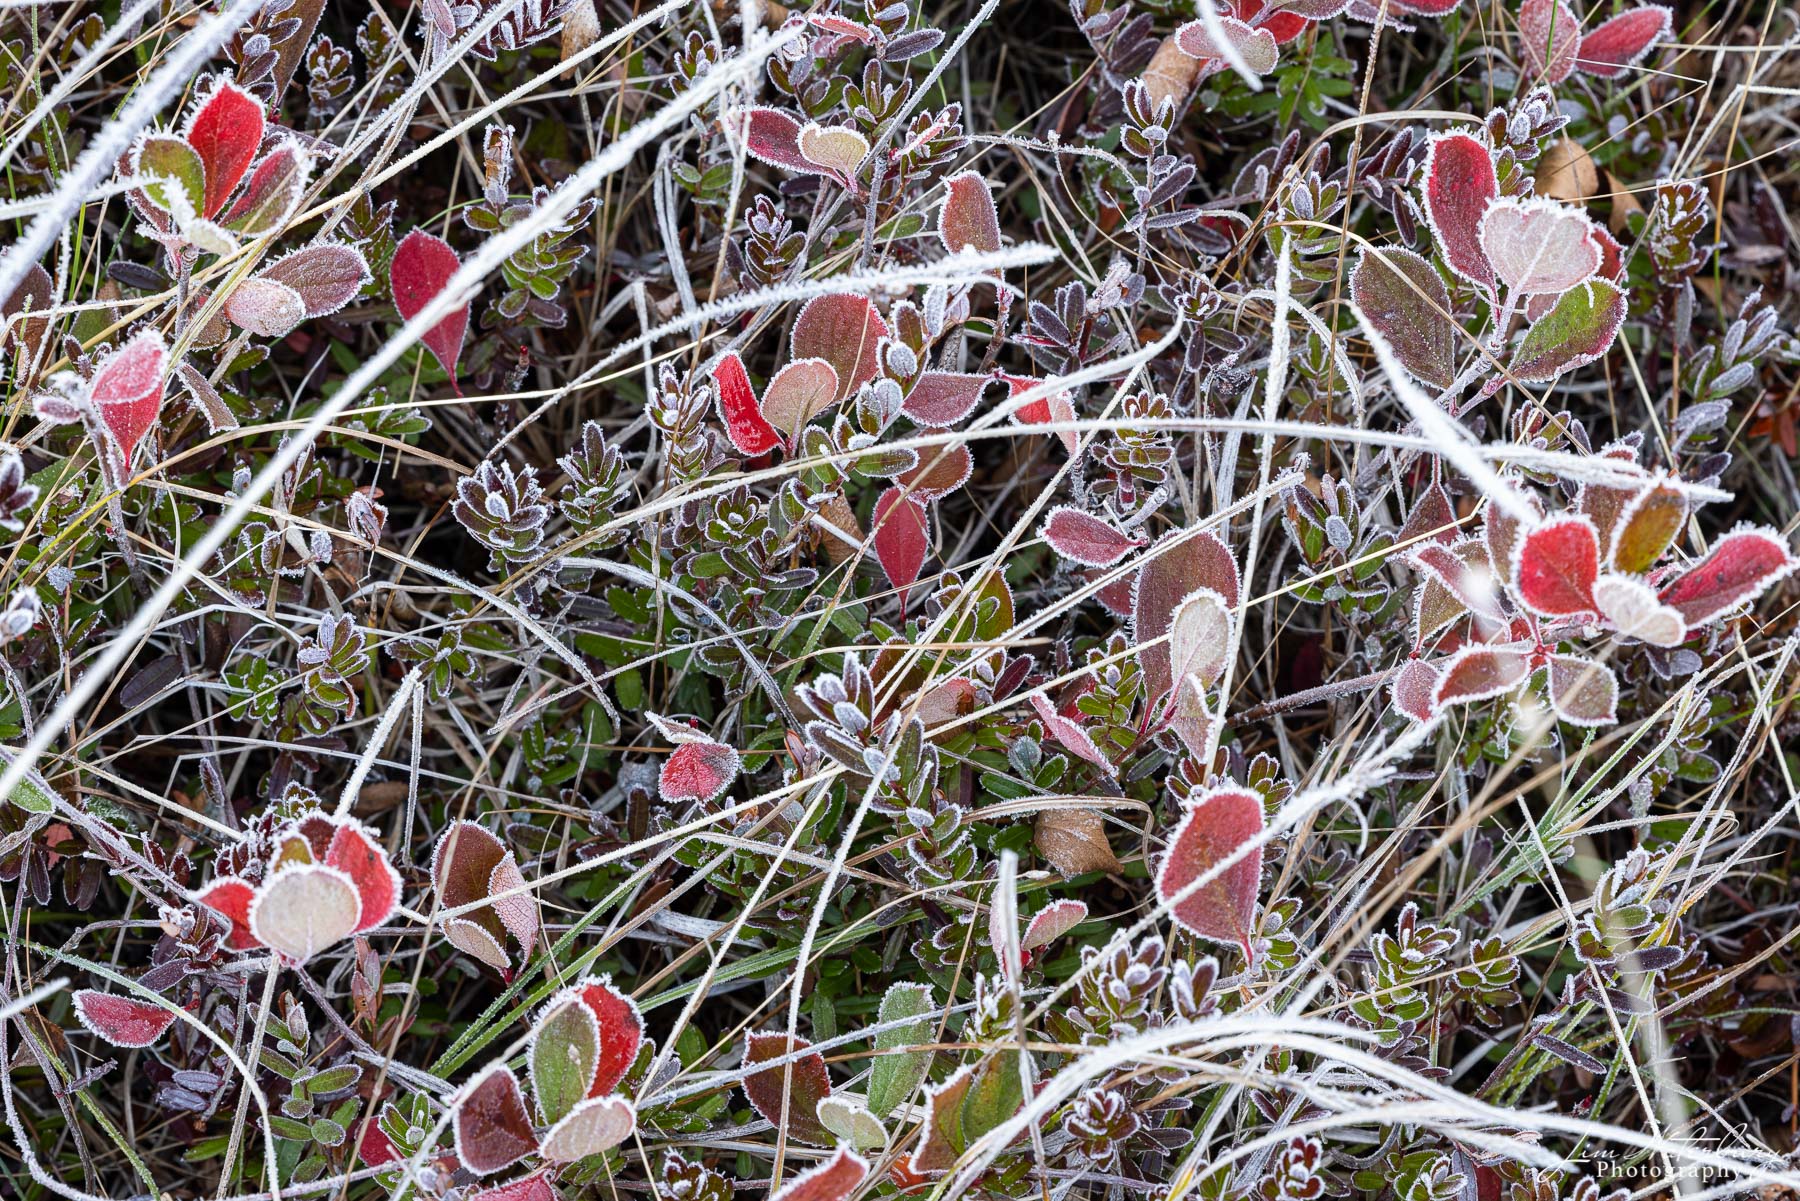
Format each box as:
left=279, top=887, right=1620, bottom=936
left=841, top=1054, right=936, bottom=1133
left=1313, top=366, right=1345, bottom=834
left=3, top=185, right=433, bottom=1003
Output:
left=1349, top=247, right=1456, bottom=389
left=958, top=1051, right=1028, bottom=1148
left=530, top=999, right=600, bottom=1126
left=136, top=135, right=205, bottom=219
left=1509, top=279, right=1627, bottom=384
left=866, top=982, right=934, bottom=1118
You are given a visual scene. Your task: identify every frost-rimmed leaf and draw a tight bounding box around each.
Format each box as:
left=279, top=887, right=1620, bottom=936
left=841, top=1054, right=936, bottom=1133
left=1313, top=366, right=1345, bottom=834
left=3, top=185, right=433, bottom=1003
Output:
left=221, top=143, right=309, bottom=234
left=873, top=488, right=929, bottom=602
left=760, top=358, right=838, bottom=435
left=907, top=1065, right=974, bottom=1175
left=195, top=876, right=261, bottom=950
left=260, top=242, right=371, bottom=318
left=939, top=171, right=1001, bottom=255
left=792, top=294, right=888, bottom=401
left=867, top=981, right=934, bottom=1118
left=1545, top=654, right=1619, bottom=726
left=90, top=330, right=168, bottom=465
left=1657, top=527, right=1797, bottom=626
left=468, top=1170, right=558, bottom=1201
left=816, top=1095, right=888, bottom=1150
left=1167, top=587, right=1232, bottom=691
left=1348, top=247, right=1456, bottom=389
left=1028, top=693, right=1114, bottom=774
left=133, top=134, right=205, bottom=222
left=897, top=444, right=973, bottom=501
left=1594, top=574, right=1687, bottom=646
left=72, top=990, right=176, bottom=1048
left=743, top=1031, right=833, bottom=1145
left=1156, top=785, right=1263, bottom=959
left=1413, top=540, right=1505, bottom=628
left=225, top=277, right=306, bottom=338
left=722, top=106, right=813, bottom=174
left=796, top=122, right=869, bottom=182
left=1420, top=131, right=1499, bottom=290
left=540, top=1095, right=636, bottom=1163
left=1509, top=278, right=1626, bottom=383
left=1479, top=197, right=1601, bottom=295
left=1019, top=899, right=1087, bottom=961
left=248, top=863, right=363, bottom=963
left=1391, top=658, right=1441, bottom=722
left=323, top=817, right=402, bottom=932
left=1042, top=507, right=1143, bottom=567
left=769, top=1146, right=868, bottom=1201
left=1432, top=644, right=1531, bottom=707
left=1519, top=0, right=1582, bottom=83
left=1035, top=807, right=1122, bottom=876
left=1174, top=16, right=1279, bottom=73
left=530, top=998, right=601, bottom=1126
left=453, top=1063, right=538, bottom=1176
left=710, top=351, right=780, bottom=456
left=1513, top=516, right=1600, bottom=617
left=182, top=77, right=265, bottom=218
left=658, top=736, right=739, bottom=804
left=1133, top=528, right=1240, bottom=705
left=1003, top=374, right=1079, bottom=455
left=902, top=371, right=991, bottom=427
left=1609, top=481, right=1685, bottom=573
left=391, top=228, right=469, bottom=390
left=1576, top=5, right=1670, bottom=77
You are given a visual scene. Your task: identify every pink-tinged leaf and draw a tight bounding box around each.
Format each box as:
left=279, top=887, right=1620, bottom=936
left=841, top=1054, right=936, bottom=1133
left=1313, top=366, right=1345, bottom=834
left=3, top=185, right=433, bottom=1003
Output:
left=1398, top=481, right=1459, bottom=547
left=1090, top=568, right=1135, bottom=617
left=224, top=277, right=306, bottom=338
left=1591, top=225, right=1626, bottom=281
left=248, top=864, right=363, bottom=963
left=390, top=228, right=468, bottom=390
left=939, top=170, right=1001, bottom=255
left=723, top=106, right=814, bottom=174
left=1349, top=246, right=1456, bottom=389
left=90, top=330, right=168, bottom=464
left=486, top=854, right=538, bottom=958
left=1594, top=574, right=1687, bottom=646
left=911, top=676, right=978, bottom=726
left=902, top=371, right=991, bottom=427
left=183, top=78, right=265, bottom=218
left=1174, top=17, right=1279, bottom=73
left=1155, top=786, right=1264, bottom=957
left=1519, top=0, right=1582, bottom=83
left=743, top=1031, right=834, bottom=1145
left=1168, top=587, right=1233, bottom=691
left=770, top=1146, right=869, bottom=1201
left=1514, top=516, right=1601, bottom=617
left=469, top=1170, right=560, bottom=1201
left=760, top=358, right=839, bottom=434
left=796, top=122, right=869, bottom=182
left=659, top=739, right=740, bottom=805
left=897, top=444, right=974, bottom=501
left=1421, top=132, right=1499, bottom=290
left=1028, top=693, right=1115, bottom=775
left=221, top=143, right=308, bottom=234
left=1169, top=674, right=1215, bottom=757
left=1133, top=529, right=1240, bottom=704
left=1609, top=481, right=1685, bottom=573
left=324, top=819, right=401, bottom=933
left=447, top=918, right=512, bottom=971
left=260, top=243, right=372, bottom=318
left=454, top=1064, right=538, bottom=1176
left=1545, top=654, right=1618, bottom=726
left=1042, top=507, right=1143, bottom=567
left=1510, top=279, right=1627, bottom=383
left=1478, top=197, right=1601, bottom=295
left=1576, top=4, right=1669, bottom=77
left=1412, top=541, right=1503, bottom=620
left=1019, top=899, right=1087, bottom=959
left=791, top=293, right=888, bottom=401
left=711, top=351, right=780, bottom=456
left=1391, top=0, right=1459, bottom=15
left=195, top=876, right=262, bottom=950
left=873, top=487, right=930, bottom=599
left=571, top=976, right=642, bottom=1097
left=1003, top=375, right=1080, bottom=455
left=433, top=820, right=507, bottom=908
left=1432, top=644, right=1532, bottom=707
left=1391, top=658, right=1441, bottom=722
left=540, top=1096, right=636, bottom=1163
left=1657, top=527, right=1798, bottom=626
left=71, top=990, right=176, bottom=1048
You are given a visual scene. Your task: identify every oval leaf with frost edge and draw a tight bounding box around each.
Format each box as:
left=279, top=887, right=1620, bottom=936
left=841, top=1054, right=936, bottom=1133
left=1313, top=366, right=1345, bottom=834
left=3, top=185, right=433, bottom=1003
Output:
left=1657, top=527, right=1797, bottom=626
left=711, top=351, right=780, bottom=456
left=1019, top=898, right=1087, bottom=962
left=1519, top=0, right=1582, bottom=83
left=486, top=853, right=538, bottom=956
left=873, top=488, right=929, bottom=600
left=1174, top=17, right=1279, bottom=73
left=248, top=864, right=363, bottom=963
left=902, top=371, right=991, bottom=427
left=195, top=877, right=260, bottom=950
left=1133, top=529, right=1240, bottom=706
left=1479, top=197, right=1601, bottom=295
left=816, top=1095, right=888, bottom=1150
left=771, top=1146, right=868, bottom=1201
left=796, top=122, right=869, bottom=182
left=1156, top=785, right=1263, bottom=959
left=540, top=1095, right=636, bottom=1163
left=1609, top=481, right=1685, bottom=574
left=1509, top=277, right=1626, bottom=384
left=448, top=918, right=512, bottom=970
left=261, top=243, right=372, bottom=318
left=1035, top=807, right=1122, bottom=877
left=1391, top=658, right=1441, bottom=722
left=1420, top=132, right=1499, bottom=290
left=1432, top=644, right=1531, bottom=708
left=225, top=277, right=306, bottom=338
left=454, top=1064, right=538, bottom=1176
left=897, top=444, right=973, bottom=501
left=760, top=358, right=839, bottom=435
left=791, top=293, right=888, bottom=401
left=1577, top=5, right=1670, bottom=77
left=1412, top=540, right=1503, bottom=622
left=134, top=135, right=205, bottom=222
left=1348, top=247, right=1456, bottom=389
left=391, top=228, right=469, bottom=392
left=659, top=738, right=740, bottom=805
left=1028, top=693, right=1114, bottom=774
left=468, top=1170, right=557, bottom=1201
left=939, top=171, right=1001, bottom=254
left=222, top=143, right=309, bottom=234
left=530, top=998, right=600, bottom=1126
left=1168, top=587, right=1232, bottom=691
left=1594, top=574, right=1687, bottom=646
left=867, top=981, right=934, bottom=1118
left=324, top=818, right=402, bottom=932
left=72, top=990, right=176, bottom=1048
left=743, top=1030, right=833, bottom=1145
left=1513, top=516, right=1601, bottom=617
left=1042, top=507, right=1143, bottom=567
left=1546, top=654, right=1619, bottom=726
left=91, top=331, right=168, bottom=465
left=183, top=78, right=265, bottom=219
left=722, top=107, right=814, bottom=174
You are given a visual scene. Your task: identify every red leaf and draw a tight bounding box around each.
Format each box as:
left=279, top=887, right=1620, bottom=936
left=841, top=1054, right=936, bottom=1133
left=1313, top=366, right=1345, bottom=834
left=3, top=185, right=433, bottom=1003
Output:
left=390, top=229, right=469, bottom=391
left=220, top=142, right=308, bottom=233
left=72, top=989, right=176, bottom=1048
left=432, top=821, right=508, bottom=909
left=1133, top=529, right=1240, bottom=705
left=1028, top=693, right=1115, bottom=774
left=183, top=78, right=264, bottom=218
left=1155, top=786, right=1263, bottom=958
left=771, top=1147, right=870, bottom=1201
left=1576, top=5, right=1669, bottom=77
left=454, top=1064, right=538, bottom=1176
left=791, top=293, right=888, bottom=401
left=1545, top=654, right=1618, bottom=726
left=659, top=738, right=740, bottom=805
left=572, top=976, right=642, bottom=1097
left=1432, top=644, right=1531, bottom=707
left=470, top=1169, right=560, bottom=1201
left=1398, top=481, right=1459, bottom=547
left=195, top=876, right=262, bottom=950
left=1003, top=375, right=1079, bottom=455
left=1042, top=507, right=1143, bottom=567
left=1657, top=527, right=1797, bottom=626
left=901, top=371, right=991, bottom=427
left=724, top=106, right=814, bottom=174
left=873, top=488, right=929, bottom=600
left=324, top=819, right=401, bottom=933
left=939, top=171, right=1001, bottom=255
left=743, top=1031, right=834, bottom=1145
left=1421, top=132, right=1498, bottom=290
left=1391, top=0, right=1459, bottom=14
left=1411, top=541, right=1503, bottom=619
left=711, top=352, right=780, bottom=455
left=1514, top=516, right=1601, bottom=617
left=1390, top=658, right=1441, bottom=722
left=1519, top=0, right=1583, bottom=83
left=260, top=242, right=371, bottom=318
left=91, top=330, right=168, bottom=465
left=896, top=444, right=973, bottom=501
left=357, top=1112, right=401, bottom=1167
left=1018, top=898, right=1087, bottom=960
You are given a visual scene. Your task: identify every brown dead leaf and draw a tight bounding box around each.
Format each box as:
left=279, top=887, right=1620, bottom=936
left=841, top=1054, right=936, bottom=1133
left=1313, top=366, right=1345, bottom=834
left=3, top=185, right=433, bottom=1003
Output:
left=1536, top=137, right=1598, bottom=202
left=1608, top=172, right=1646, bottom=235
left=1034, top=808, right=1123, bottom=877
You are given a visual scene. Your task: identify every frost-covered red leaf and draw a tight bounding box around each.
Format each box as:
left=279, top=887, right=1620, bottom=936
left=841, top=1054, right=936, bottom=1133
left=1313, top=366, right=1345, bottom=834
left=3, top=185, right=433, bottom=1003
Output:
left=469, top=1170, right=559, bottom=1201
left=195, top=876, right=261, bottom=950
left=454, top=1064, right=538, bottom=1176
left=1019, top=898, right=1087, bottom=960
left=1004, top=374, right=1079, bottom=455
left=711, top=351, right=780, bottom=456
left=743, top=1031, right=833, bottom=1145
left=90, top=330, right=168, bottom=465
left=940, top=171, right=1001, bottom=254
left=873, top=488, right=929, bottom=600
left=1174, top=16, right=1279, bottom=74
left=1514, top=516, right=1601, bottom=617
left=1028, top=693, right=1115, bottom=774
left=1042, top=507, right=1143, bottom=567
left=724, top=106, right=814, bottom=174
left=1156, top=786, right=1264, bottom=958
left=391, top=228, right=469, bottom=390
left=897, top=444, right=973, bottom=501
left=902, top=371, right=990, bottom=427
left=1134, top=529, right=1240, bottom=704
left=760, top=358, right=839, bottom=435
left=72, top=990, right=176, bottom=1048
left=259, top=243, right=371, bottom=318
left=183, top=78, right=264, bottom=218
left=1576, top=5, right=1670, bottom=77
left=1657, top=528, right=1797, bottom=626
left=1432, top=644, right=1531, bottom=707
left=659, top=736, right=740, bottom=805
left=1391, top=658, right=1441, bottom=722
left=1479, top=198, right=1601, bottom=295
left=1349, top=247, right=1456, bottom=389
left=221, top=143, right=308, bottom=234
left=791, top=293, right=888, bottom=401
left=1519, top=0, right=1582, bottom=83
left=769, top=1147, right=869, bottom=1201
left=323, top=818, right=402, bottom=932
left=1421, top=132, right=1499, bottom=290
left=1545, top=654, right=1619, bottom=726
